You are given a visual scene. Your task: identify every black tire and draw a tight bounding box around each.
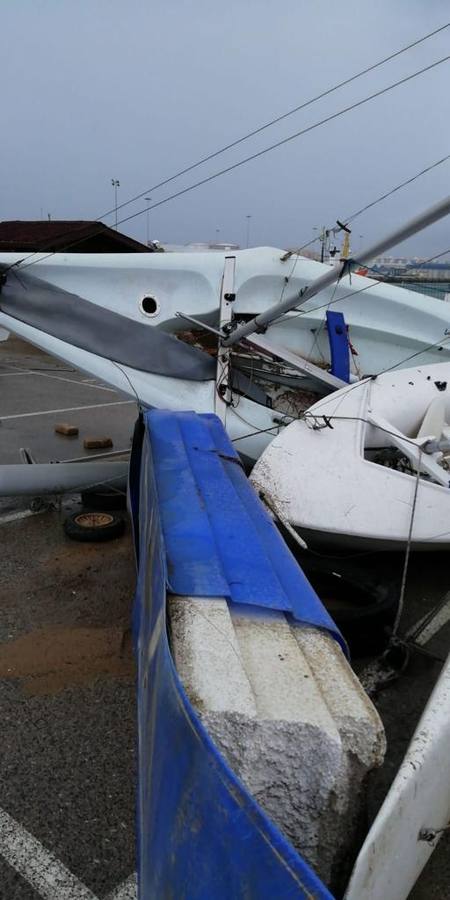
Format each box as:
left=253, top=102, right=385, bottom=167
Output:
left=80, top=488, right=127, bottom=511
left=63, top=511, right=125, bottom=542
left=299, top=560, right=398, bottom=656
left=277, top=535, right=400, bottom=656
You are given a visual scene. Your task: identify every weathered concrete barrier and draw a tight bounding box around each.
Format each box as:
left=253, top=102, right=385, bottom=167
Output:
left=170, top=595, right=386, bottom=888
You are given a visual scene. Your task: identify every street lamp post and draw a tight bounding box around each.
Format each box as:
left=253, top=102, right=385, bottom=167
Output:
left=245, top=215, right=252, bottom=248
left=111, top=179, right=120, bottom=230
left=145, top=197, right=152, bottom=246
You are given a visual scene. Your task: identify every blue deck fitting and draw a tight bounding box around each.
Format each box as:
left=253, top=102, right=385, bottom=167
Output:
left=326, top=310, right=350, bottom=382
left=130, top=409, right=339, bottom=900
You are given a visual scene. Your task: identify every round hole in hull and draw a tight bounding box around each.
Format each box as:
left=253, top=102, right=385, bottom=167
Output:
left=140, top=295, right=159, bottom=317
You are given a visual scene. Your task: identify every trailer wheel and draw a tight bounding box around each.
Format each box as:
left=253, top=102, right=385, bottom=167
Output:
left=80, top=488, right=127, bottom=511
left=63, top=511, right=125, bottom=542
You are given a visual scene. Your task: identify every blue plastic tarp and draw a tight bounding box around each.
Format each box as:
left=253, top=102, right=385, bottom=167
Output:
left=131, top=409, right=338, bottom=899
left=145, top=409, right=345, bottom=650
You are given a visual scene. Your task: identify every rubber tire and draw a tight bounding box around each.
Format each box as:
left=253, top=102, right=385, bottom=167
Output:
left=80, top=488, right=127, bottom=511
left=298, top=561, right=398, bottom=656
left=277, top=527, right=399, bottom=655
left=63, top=511, right=125, bottom=542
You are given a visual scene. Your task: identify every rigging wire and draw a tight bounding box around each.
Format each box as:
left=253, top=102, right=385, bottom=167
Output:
left=269, top=245, right=450, bottom=328
left=103, top=55, right=450, bottom=227
left=344, top=153, right=450, bottom=225
left=230, top=402, right=443, bottom=445
left=283, top=152, right=450, bottom=258
left=304, top=275, right=343, bottom=366
left=229, top=246, right=450, bottom=439
left=377, top=333, right=450, bottom=375
left=5, top=22, right=446, bottom=274
left=98, top=23, right=450, bottom=222
left=6, top=51, right=450, bottom=274
left=270, top=153, right=450, bottom=303
left=237, top=324, right=450, bottom=437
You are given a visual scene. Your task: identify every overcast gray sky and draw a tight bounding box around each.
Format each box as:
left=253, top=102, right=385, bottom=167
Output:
left=2, top=0, right=450, bottom=255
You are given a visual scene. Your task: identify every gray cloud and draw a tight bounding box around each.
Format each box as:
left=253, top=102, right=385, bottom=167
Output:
left=2, top=0, right=449, bottom=255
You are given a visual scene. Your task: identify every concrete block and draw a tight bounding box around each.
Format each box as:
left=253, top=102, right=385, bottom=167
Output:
left=55, top=422, right=79, bottom=436
left=83, top=436, right=113, bottom=450
left=169, top=595, right=386, bottom=888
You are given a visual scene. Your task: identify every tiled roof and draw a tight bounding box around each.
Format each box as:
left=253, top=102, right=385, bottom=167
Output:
left=0, top=220, right=152, bottom=252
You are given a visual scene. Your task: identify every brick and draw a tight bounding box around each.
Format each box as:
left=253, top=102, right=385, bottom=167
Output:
left=83, top=436, right=113, bottom=450
left=55, top=423, right=79, bottom=436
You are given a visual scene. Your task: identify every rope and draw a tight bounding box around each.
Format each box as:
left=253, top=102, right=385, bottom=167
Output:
left=391, top=448, right=423, bottom=639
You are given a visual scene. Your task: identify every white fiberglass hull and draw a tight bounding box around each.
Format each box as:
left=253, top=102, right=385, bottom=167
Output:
left=1, top=248, right=449, bottom=375
left=251, top=362, right=450, bottom=550
left=0, top=311, right=283, bottom=466
left=345, top=651, right=450, bottom=900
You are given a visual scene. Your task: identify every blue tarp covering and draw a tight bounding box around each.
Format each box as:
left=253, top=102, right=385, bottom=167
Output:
left=144, top=409, right=345, bottom=650
left=326, top=310, right=350, bottom=383
left=130, top=409, right=338, bottom=899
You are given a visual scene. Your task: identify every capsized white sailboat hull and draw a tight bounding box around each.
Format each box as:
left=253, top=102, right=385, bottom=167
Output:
left=1, top=248, right=449, bottom=375
left=0, top=311, right=285, bottom=465
left=345, top=651, right=450, bottom=900
left=251, top=362, right=450, bottom=550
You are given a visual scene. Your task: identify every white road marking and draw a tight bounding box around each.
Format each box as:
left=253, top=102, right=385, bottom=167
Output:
left=0, top=807, right=98, bottom=900
left=0, top=509, right=46, bottom=526
left=0, top=807, right=138, bottom=899
left=0, top=400, right=134, bottom=421
left=105, top=872, right=137, bottom=899
left=28, top=370, right=119, bottom=393
left=82, top=377, right=115, bottom=389
left=0, top=367, right=118, bottom=392
left=411, top=593, right=450, bottom=646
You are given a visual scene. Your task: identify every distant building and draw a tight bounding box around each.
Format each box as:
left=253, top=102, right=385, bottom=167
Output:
left=195, top=241, right=240, bottom=251
left=0, top=220, right=153, bottom=253
left=361, top=256, right=450, bottom=302
left=162, top=240, right=240, bottom=253
left=371, top=256, right=450, bottom=278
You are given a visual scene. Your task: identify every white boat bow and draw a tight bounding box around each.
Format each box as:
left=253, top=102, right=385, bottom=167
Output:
left=251, top=362, right=450, bottom=549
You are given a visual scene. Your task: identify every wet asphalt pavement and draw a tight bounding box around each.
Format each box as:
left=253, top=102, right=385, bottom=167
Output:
left=360, top=551, right=450, bottom=900
left=1, top=335, right=449, bottom=898
left=0, top=338, right=137, bottom=899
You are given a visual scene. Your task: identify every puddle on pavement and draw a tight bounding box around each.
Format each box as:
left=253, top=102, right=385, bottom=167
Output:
left=0, top=625, right=134, bottom=696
